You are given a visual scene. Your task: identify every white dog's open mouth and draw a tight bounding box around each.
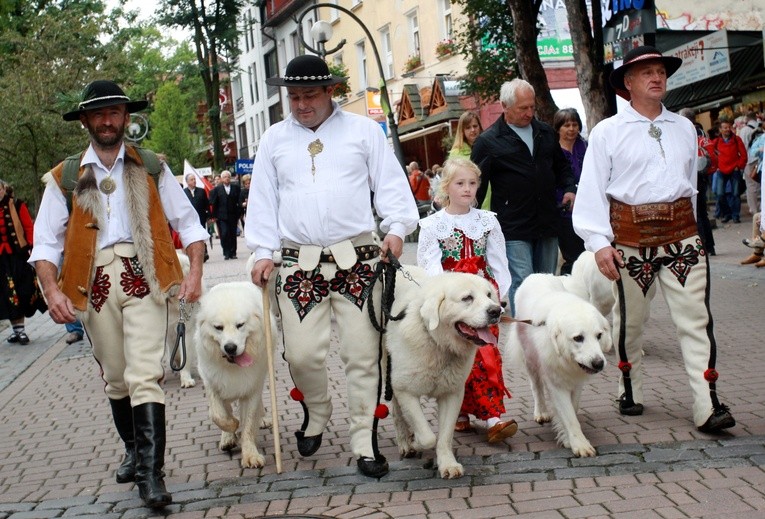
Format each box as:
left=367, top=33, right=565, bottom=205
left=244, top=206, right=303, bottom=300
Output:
left=222, top=352, right=254, bottom=367
left=578, top=363, right=601, bottom=374
left=455, top=322, right=496, bottom=345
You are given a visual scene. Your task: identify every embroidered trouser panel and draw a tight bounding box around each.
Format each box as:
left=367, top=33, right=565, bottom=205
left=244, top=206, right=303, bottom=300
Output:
left=82, top=246, right=166, bottom=406
left=613, top=236, right=720, bottom=426
left=276, top=254, right=382, bottom=458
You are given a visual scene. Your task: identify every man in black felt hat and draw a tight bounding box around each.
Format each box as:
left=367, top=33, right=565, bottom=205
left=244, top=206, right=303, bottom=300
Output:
left=30, top=80, right=209, bottom=508
left=246, top=55, right=419, bottom=478
left=572, top=46, right=735, bottom=434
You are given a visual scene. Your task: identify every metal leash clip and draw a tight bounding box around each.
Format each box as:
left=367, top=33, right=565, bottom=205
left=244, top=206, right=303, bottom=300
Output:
left=386, top=250, right=421, bottom=287
left=170, top=298, right=189, bottom=372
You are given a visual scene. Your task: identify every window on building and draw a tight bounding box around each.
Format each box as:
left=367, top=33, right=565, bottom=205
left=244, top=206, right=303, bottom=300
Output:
left=277, top=38, right=287, bottom=74
left=264, top=50, right=278, bottom=98
left=407, top=11, right=420, bottom=57
left=252, top=61, right=259, bottom=102
left=290, top=31, right=302, bottom=60
left=380, top=25, right=394, bottom=80
left=356, top=41, right=367, bottom=91
left=237, top=122, right=249, bottom=159
left=243, top=12, right=250, bottom=52
left=248, top=9, right=256, bottom=50
left=440, top=0, right=453, bottom=39
left=247, top=66, right=255, bottom=104
left=328, top=0, right=339, bottom=21
left=268, top=102, right=283, bottom=125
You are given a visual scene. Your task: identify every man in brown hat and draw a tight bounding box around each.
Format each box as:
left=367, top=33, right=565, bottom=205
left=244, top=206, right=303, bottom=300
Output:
left=246, top=55, right=418, bottom=478
left=30, top=80, right=209, bottom=508
left=572, top=46, right=735, bottom=433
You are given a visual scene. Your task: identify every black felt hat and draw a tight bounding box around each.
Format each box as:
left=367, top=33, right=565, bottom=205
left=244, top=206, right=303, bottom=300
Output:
left=63, top=80, right=148, bottom=121
left=610, top=45, right=683, bottom=93
left=265, top=55, right=347, bottom=87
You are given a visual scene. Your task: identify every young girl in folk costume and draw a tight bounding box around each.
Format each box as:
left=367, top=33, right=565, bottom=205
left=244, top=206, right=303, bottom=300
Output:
left=417, top=157, right=517, bottom=442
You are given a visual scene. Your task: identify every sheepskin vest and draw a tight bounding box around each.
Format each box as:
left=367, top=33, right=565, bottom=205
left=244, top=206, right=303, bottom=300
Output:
left=45, top=146, right=183, bottom=311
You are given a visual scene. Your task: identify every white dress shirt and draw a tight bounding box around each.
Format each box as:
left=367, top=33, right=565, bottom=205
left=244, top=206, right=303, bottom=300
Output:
left=30, top=143, right=209, bottom=269
left=417, top=208, right=512, bottom=300
left=245, top=102, right=419, bottom=261
left=572, top=104, right=699, bottom=253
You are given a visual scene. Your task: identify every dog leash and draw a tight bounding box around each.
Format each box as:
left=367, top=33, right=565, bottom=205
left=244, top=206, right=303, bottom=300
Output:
left=499, top=315, right=535, bottom=325
left=170, top=298, right=189, bottom=372
left=384, top=250, right=420, bottom=287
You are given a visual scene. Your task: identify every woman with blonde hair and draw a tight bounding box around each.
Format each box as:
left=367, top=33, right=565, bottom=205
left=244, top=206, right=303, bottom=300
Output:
left=449, top=111, right=483, bottom=159
left=418, top=157, right=517, bottom=442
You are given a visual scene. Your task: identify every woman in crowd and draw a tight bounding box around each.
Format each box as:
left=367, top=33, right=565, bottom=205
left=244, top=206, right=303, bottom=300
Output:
left=449, top=111, right=483, bottom=160
left=449, top=111, right=488, bottom=209
left=0, top=180, right=47, bottom=344
left=553, top=108, right=587, bottom=275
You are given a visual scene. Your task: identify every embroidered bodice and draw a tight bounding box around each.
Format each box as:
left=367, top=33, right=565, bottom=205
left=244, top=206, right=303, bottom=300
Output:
left=417, top=208, right=512, bottom=298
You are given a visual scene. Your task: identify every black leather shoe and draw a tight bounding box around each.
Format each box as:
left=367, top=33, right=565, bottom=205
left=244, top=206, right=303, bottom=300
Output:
left=698, top=406, right=735, bottom=433
left=618, top=394, right=644, bottom=416
left=357, top=455, right=389, bottom=478
left=295, top=431, right=322, bottom=457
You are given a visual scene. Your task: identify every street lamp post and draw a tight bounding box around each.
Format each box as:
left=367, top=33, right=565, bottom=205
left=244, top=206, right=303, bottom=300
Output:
left=297, top=3, right=406, bottom=171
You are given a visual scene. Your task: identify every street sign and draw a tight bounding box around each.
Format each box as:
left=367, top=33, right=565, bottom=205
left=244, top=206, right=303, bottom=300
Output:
left=235, top=159, right=254, bottom=175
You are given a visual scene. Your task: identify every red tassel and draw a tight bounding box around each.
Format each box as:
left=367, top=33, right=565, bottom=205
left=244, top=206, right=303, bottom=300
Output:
left=618, top=361, right=632, bottom=373
left=374, top=404, right=389, bottom=419
left=290, top=388, right=304, bottom=401
left=704, top=369, right=719, bottom=383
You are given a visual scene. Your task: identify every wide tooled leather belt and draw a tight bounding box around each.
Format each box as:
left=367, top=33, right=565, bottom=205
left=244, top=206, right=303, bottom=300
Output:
left=610, top=197, right=697, bottom=248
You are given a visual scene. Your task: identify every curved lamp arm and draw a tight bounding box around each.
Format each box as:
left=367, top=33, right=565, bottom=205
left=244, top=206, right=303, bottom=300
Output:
left=296, top=3, right=405, bottom=171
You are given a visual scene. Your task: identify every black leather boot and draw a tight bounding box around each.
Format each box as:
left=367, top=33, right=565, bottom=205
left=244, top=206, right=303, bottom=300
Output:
left=133, top=403, right=172, bottom=509
left=109, top=397, right=136, bottom=484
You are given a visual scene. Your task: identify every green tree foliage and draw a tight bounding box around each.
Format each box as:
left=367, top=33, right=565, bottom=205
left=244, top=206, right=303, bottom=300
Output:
left=157, top=0, right=245, bottom=172
left=452, top=0, right=518, bottom=104
left=143, top=81, right=201, bottom=176
left=0, top=1, right=133, bottom=211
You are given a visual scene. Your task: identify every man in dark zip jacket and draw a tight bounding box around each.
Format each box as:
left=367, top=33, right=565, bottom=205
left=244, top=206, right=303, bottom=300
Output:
left=472, top=78, right=576, bottom=313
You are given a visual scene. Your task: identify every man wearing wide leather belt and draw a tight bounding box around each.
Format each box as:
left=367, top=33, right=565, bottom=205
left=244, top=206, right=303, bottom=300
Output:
left=572, top=46, right=735, bottom=434
left=246, top=55, right=419, bottom=478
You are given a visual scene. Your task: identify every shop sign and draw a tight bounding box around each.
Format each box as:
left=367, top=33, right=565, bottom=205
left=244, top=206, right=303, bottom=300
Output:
left=602, top=0, right=656, bottom=45
left=366, top=90, right=383, bottom=116
left=666, top=30, right=731, bottom=90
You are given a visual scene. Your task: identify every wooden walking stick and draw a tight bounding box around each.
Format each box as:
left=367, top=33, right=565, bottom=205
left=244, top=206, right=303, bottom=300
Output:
left=261, top=283, right=283, bottom=473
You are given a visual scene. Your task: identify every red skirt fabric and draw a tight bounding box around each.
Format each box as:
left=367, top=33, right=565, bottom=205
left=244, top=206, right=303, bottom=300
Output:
left=460, top=326, right=510, bottom=419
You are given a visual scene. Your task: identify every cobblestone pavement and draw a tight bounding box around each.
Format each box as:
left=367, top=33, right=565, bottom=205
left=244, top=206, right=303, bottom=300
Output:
left=1, top=216, right=764, bottom=519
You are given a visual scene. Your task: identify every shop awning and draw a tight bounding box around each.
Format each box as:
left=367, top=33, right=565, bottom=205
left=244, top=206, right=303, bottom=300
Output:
left=398, top=122, right=451, bottom=143
left=659, top=31, right=764, bottom=111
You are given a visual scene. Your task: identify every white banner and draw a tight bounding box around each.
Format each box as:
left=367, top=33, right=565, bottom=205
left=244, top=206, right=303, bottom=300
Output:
left=666, top=30, right=731, bottom=91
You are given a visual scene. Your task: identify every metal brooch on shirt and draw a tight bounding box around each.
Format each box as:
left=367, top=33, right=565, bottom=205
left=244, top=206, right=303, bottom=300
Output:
left=648, top=123, right=665, bottom=159
left=99, top=176, right=116, bottom=195
left=307, top=139, right=324, bottom=181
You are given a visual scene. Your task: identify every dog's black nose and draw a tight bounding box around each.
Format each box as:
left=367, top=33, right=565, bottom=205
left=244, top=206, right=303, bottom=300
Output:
left=224, top=343, right=238, bottom=355
left=487, top=306, right=501, bottom=321
left=591, top=357, right=605, bottom=372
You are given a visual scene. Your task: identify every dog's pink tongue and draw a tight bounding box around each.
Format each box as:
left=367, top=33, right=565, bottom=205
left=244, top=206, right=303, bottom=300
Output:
left=234, top=352, right=253, bottom=367
left=476, top=327, right=497, bottom=345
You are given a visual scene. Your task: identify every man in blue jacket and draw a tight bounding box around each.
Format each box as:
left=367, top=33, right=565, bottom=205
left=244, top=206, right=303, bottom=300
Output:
left=472, top=79, right=576, bottom=313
